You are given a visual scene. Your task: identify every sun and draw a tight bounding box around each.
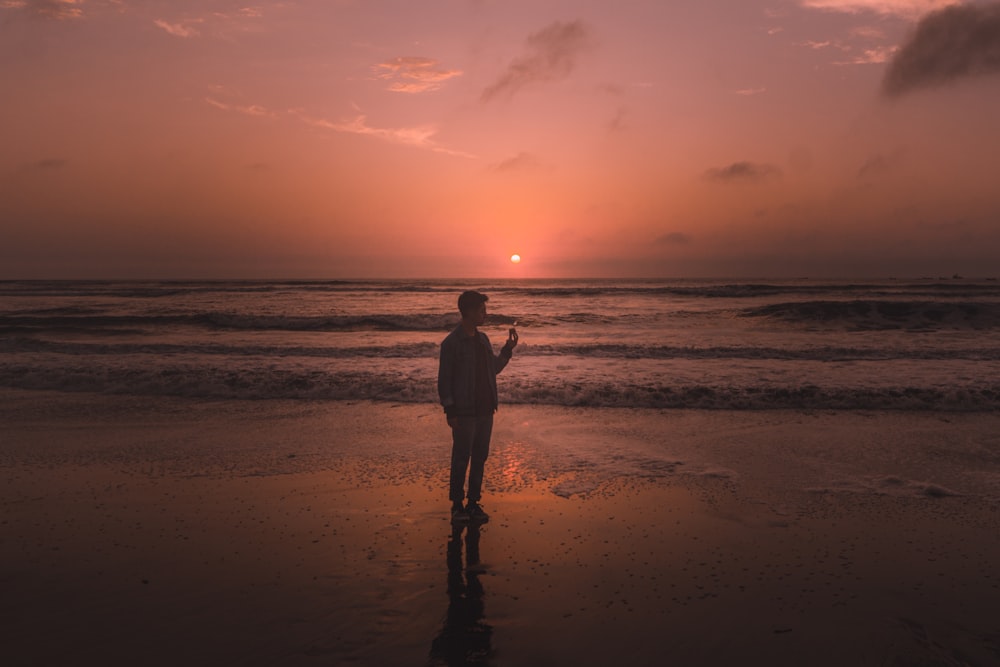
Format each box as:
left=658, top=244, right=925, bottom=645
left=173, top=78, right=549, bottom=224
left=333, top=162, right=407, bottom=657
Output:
left=510, top=254, right=521, bottom=264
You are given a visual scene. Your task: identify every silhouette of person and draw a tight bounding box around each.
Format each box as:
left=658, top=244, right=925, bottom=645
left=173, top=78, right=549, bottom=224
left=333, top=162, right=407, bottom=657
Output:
left=428, top=524, right=492, bottom=666
left=438, top=290, right=517, bottom=524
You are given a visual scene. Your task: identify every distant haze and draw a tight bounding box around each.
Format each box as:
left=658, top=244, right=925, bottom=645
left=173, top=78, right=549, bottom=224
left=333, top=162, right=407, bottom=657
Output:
left=2, top=0, right=1000, bottom=279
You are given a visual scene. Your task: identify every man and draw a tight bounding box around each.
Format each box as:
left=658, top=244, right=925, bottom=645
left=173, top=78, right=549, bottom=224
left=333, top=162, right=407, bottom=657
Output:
left=438, top=290, right=518, bottom=524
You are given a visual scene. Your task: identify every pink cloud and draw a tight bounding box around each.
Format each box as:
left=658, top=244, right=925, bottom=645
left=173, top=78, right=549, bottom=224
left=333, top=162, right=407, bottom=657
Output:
left=374, top=57, right=462, bottom=94
left=2, top=0, right=84, bottom=19
left=799, top=0, right=960, bottom=18
left=205, top=98, right=273, bottom=117
left=300, top=113, right=475, bottom=158
left=834, top=45, right=898, bottom=65
left=154, top=18, right=202, bottom=38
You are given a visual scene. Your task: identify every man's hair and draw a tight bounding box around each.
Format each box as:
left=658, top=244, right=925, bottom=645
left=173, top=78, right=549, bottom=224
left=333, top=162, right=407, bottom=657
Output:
left=458, top=290, right=488, bottom=316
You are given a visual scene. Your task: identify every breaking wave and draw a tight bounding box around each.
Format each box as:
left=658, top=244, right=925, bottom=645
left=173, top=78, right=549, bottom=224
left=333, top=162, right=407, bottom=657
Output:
left=742, top=300, right=1000, bottom=330
left=4, top=338, right=1000, bottom=361
left=2, top=361, right=998, bottom=411
left=5, top=278, right=1000, bottom=413
left=0, top=312, right=464, bottom=333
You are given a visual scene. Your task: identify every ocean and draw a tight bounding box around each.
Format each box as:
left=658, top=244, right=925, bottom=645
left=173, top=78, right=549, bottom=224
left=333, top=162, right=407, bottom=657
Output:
left=2, top=278, right=999, bottom=411
left=5, top=280, right=1000, bottom=666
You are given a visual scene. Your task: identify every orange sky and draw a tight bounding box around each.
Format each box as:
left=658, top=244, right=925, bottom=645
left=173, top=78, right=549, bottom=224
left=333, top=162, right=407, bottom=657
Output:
left=2, top=0, right=1000, bottom=278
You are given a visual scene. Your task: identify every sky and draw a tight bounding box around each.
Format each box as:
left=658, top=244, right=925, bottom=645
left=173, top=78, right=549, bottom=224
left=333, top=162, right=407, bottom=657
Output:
left=2, top=0, right=1000, bottom=279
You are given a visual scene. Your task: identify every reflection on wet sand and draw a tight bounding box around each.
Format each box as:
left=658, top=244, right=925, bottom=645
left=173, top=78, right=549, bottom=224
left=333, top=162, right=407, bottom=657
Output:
left=429, top=524, right=493, bottom=666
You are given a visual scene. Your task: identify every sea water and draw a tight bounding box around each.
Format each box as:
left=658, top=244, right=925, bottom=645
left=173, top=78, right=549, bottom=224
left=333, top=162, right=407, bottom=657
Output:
left=2, top=278, right=999, bottom=410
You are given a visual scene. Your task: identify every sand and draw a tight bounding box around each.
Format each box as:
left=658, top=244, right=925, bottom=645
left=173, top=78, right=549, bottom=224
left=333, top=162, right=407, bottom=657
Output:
left=2, top=389, right=1000, bottom=666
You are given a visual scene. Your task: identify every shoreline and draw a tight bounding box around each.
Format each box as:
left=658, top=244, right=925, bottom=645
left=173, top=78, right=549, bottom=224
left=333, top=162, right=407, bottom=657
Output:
left=3, top=390, right=1000, bottom=665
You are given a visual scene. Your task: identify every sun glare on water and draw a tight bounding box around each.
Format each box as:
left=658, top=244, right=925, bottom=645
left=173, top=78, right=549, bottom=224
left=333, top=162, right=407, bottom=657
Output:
left=510, top=254, right=521, bottom=264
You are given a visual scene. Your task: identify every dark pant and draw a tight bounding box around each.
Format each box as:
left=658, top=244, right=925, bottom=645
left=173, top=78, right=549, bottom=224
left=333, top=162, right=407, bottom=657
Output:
left=449, top=414, right=493, bottom=503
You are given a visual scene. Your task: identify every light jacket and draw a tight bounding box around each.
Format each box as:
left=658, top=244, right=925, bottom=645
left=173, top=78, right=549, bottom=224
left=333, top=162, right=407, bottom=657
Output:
left=438, top=325, right=513, bottom=416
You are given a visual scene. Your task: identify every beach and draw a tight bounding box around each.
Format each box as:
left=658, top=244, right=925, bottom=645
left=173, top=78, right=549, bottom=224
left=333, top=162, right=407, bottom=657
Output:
left=3, top=389, right=999, bottom=666
left=8, top=0, right=1000, bottom=658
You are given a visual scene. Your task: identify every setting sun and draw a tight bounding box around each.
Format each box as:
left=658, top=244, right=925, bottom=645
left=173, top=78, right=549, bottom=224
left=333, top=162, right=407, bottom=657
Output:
left=510, top=254, right=521, bottom=264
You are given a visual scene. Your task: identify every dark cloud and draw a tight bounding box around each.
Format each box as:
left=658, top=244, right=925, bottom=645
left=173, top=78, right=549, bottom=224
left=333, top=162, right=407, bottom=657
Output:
left=17, top=158, right=68, bottom=174
left=491, top=151, right=543, bottom=173
left=606, top=106, right=628, bottom=132
left=481, top=20, right=592, bottom=102
left=655, top=232, right=693, bottom=245
left=858, top=154, right=890, bottom=178
left=703, top=161, right=781, bottom=184
left=597, top=83, right=625, bottom=96
left=30, top=158, right=68, bottom=170
left=882, top=4, right=1000, bottom=97
left=857, top=149, right=906, bottom=178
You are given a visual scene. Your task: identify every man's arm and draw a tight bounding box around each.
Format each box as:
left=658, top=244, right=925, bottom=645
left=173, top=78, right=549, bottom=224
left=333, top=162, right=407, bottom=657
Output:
left=492, top=328, right=518, bottom=374
left=438, top=340, right=455, bottom=416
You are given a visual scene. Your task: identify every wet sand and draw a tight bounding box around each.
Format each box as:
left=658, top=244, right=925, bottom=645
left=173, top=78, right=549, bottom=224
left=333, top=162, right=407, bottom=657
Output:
left=2, top=390, right=1000, bottom=666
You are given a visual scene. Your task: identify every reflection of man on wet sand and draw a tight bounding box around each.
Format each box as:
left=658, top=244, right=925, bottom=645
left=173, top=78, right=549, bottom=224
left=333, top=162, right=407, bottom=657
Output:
left=429, top=525, right=492, bottom=666
left=438, top=290, right=518, bottom=524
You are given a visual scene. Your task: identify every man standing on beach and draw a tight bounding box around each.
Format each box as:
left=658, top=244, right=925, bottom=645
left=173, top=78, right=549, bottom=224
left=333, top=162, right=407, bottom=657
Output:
left=438, top=290, right=518, bottom=524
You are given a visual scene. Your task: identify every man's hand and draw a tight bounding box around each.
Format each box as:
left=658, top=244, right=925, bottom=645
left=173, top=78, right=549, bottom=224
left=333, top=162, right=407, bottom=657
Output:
left=507, top=327, right=519, bottom=348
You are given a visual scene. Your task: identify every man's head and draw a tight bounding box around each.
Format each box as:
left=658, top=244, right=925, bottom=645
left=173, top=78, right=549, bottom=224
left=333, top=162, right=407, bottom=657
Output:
left=458, top=290, right=488, bottom=324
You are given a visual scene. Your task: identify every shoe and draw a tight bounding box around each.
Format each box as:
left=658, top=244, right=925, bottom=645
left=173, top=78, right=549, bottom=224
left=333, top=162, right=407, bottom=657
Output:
left=466, top=502, right=489, bottom=523
left=451, top=503, right=469, bottom=524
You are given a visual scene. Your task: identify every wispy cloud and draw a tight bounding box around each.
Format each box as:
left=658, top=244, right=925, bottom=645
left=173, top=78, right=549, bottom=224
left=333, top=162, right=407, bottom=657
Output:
left=801, top=39, right=835, bottom=49
left=606, top=106, right=628, bottom=132
left=2, top=0, right=84, bottom=19
left=301, top=112, right=476, bottom=158
left=655, top=232, right=693, bottom=245
left=40, top=0, right=82, bottom=19
left=799, top=0, right=959, bottom=18
left=851, top=25, right=888, bottom=39
left=25, top=158, right=67, bottom=170
left=735, top=87, right=767, bottom=96
left=205, top=97, right=274, bottom=117
left=305, top=114, right=435, bottom=146
left=704, top=161, right=781, bottom=184
left=13, top=157, right=69, bottom=178
left=835, top=44, right=898, bottom=64
left=152, top=7, right=265, bottom=40
left=798, top=36, right=897, bottom=65
left=374, top=57, right=462, bottom=93
left=490, top=152, right=544, bottom=173
left=481, top=20, right=593, bottom=102
left=883, top=3, right=1000, bottom=96
left=597, top=83, right=625, bottom=96
left=154, top=18, right=202, bottom=38
left=858, top=149, right=906, bottom=178
left=205, top=94, right=474, bottom=158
